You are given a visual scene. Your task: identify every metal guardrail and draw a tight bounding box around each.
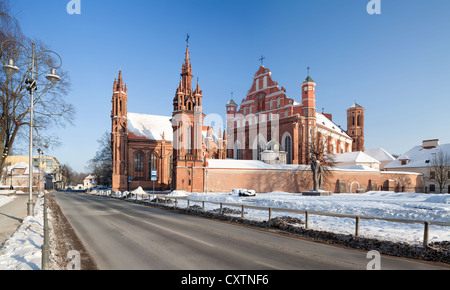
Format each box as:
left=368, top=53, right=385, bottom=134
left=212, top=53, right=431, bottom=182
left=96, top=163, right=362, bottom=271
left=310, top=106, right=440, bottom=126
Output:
left=88, top=190, right=450, bottom=248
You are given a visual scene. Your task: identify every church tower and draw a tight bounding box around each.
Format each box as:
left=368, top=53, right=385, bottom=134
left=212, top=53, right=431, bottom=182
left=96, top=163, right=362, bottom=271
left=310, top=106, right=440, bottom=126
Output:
left=111, top=71, right=128, bottom=191
left=347, top=103, right=365, bottom=152
left=172, top=44, right=205, bottom=192
left=301, top=74, right=317, bottom=162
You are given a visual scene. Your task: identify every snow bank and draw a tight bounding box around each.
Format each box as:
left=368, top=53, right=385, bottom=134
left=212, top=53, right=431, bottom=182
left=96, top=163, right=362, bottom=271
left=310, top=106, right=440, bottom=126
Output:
left=182, top=191, right=450, bottom=245
left=131, top=187, right=146, bottom=194
left=0, top=197, right=45, bottom=270
left=0, top=195, right=15, bottom=207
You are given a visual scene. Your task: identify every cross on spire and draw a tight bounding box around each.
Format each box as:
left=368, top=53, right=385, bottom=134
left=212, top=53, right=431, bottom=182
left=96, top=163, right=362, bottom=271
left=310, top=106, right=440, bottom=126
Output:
left=259, top=55, right=265, bottom=65
left=307, top=66, right=310, bottom=76
left=186, top=34, right=190, bottom=45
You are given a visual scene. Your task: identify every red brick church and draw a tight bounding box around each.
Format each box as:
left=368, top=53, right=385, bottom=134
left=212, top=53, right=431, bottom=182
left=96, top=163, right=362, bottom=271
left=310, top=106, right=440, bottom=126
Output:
left=111, top=44, right=227, bottom=192
left=111, top=43, right=368, bottom=193
left=225, top=65, right=365, bottom=165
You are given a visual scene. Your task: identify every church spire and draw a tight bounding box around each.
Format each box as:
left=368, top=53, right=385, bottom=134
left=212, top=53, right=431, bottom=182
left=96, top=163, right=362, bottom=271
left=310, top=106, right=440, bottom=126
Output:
left=181, top=44, right=193, bottom=92
left=115, top=70, right=126, bottom=92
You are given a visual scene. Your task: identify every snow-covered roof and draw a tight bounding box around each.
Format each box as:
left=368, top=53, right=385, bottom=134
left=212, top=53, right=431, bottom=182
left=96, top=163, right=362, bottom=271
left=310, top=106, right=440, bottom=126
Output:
left=6, top=162, right=45, bottom=175
left=316, top=112, right=350, bottom=138
left=328, top=151, right=380, bottom=164
left=127, top=113, right=173, bottom=142
left=385, top=143, right=450, bottom=169
left=364, top=148, right=395, bottom=162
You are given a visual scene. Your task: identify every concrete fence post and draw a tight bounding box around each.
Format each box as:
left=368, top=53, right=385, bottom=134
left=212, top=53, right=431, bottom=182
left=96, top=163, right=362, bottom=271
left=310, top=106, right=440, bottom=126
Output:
left=355, top=216, right=360, bottom=237
left=423, top=222, right=430, bottom=248
left=268, top=207, right=272, bottom=221
left=305, top=211, right=309, bottom=229
left=220, top=203, right=223, bottom=215
left=241, top=205, right=245, bottom=218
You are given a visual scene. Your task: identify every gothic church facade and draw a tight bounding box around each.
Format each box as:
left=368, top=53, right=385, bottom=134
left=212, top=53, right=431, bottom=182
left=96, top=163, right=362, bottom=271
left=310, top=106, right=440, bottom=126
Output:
left=111, top=45, right=226, bottom=192
left=111, top=44, right=367, bottom=193
left=225, top=65, right=365, bottom=165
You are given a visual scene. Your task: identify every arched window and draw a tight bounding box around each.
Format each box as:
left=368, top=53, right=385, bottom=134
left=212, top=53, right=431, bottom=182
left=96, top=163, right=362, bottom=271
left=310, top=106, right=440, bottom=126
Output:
left=322, top=137, right=327, bottom=154
left=149, top=153, right=157, bottom=179
left=234, top=141, right=242, bottom=160
left=284, top=135, right=292, bottom=164
left=168, top=155, right=173, bottom=180
left=187, top=125, right=192, bottom=154
left=257, top=141, right=265, bottom=160
left=134, top=152, right=144, bottom=179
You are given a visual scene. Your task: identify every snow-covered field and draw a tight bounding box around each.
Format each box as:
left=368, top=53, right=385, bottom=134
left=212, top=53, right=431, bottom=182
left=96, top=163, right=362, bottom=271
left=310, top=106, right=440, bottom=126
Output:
left=170, top=190, right=450, bottom=245
left=0, top=190, right=449, bottom=270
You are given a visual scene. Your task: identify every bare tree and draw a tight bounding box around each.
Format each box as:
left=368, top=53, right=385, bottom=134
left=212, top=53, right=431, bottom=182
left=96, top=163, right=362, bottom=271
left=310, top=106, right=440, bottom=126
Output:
left=87, top=132, right=113, bottom=186
left=429, top=149, right=450, bottom=194
left=0, top=1, right=74, bottom=172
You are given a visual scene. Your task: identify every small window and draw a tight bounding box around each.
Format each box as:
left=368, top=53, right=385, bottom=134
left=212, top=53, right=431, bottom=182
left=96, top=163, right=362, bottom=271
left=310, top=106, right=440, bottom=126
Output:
left=425, top=160, right=430, bottom=164
left=429, top=184, right=436, bottom=192
left=430, top=171, right=436, bottom=179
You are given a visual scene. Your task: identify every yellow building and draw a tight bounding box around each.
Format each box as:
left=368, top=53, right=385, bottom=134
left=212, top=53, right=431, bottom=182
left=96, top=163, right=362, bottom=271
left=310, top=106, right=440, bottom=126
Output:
left=4, top=155, right=62, bottom=189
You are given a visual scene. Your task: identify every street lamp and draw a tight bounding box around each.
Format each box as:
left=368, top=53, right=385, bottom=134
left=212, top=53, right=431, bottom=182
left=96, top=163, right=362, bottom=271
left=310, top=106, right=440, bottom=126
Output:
left=37, top=148, right=50, bottom=270
left=3, top=58, right=19, bottom=76
left=0, top=40, right=62, bottom=217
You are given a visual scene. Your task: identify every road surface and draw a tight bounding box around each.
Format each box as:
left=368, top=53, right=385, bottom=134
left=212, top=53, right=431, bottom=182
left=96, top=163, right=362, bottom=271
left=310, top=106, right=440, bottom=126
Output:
left=53, top=191, right=449, bottom=270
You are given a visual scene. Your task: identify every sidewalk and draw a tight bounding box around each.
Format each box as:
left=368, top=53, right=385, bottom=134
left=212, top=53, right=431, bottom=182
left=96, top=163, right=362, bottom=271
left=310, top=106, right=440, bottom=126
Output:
left=0, top=194, right=33, bottom=247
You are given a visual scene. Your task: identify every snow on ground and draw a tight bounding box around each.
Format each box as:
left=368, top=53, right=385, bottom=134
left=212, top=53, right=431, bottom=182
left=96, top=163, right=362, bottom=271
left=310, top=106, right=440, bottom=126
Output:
left=1, top=190, right=449, bottom=270
left=173, top=191, right=450, bottom=245
left=0, top=195, right=45, bottom=270
left=0, top=195, right=15, bottom=208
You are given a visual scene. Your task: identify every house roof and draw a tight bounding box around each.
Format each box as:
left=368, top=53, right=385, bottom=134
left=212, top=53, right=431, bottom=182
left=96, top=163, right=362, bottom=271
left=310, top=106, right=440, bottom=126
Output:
left=6, top=162, right=45, bottom=175
left=316, top=112, right=351, bottom=138
left=127, top=113, right=173, bottom=142
left=385, top=143, right=450, bottom=169
left=364, top=148, right=395, bottom=162
left=329, top=151, right=380, bottom=164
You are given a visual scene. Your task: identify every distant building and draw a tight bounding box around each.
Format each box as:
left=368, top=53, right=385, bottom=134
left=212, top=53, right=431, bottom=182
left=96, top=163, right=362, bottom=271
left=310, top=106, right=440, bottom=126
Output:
left=5, top=155, right=61, bottom=189
left=385, top=139, right=450, bottom=193
left=2, top=162, right=47, bottom=192
left=84, top=175, right=96, bottom=190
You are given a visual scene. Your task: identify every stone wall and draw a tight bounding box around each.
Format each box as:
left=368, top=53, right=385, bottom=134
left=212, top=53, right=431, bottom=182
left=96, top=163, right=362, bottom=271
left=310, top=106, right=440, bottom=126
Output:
left=204, top=167, right=423, bottom=194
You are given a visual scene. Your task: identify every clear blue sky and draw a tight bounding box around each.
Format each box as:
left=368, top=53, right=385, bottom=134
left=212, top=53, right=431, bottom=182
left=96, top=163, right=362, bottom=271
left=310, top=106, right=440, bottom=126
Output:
left=8, top=0, right=450, bottom=172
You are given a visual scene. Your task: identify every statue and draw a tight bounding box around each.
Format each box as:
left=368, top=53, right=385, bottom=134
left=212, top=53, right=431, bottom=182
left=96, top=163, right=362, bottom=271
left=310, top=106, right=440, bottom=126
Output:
left=311, top=155, right=323, bottom=191
left=303, top=155, right=331, bottom=196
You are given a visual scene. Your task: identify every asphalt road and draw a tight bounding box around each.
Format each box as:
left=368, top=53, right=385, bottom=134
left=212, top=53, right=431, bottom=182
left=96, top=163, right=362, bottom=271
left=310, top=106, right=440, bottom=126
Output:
left=53, top=191, right=449, bottom=270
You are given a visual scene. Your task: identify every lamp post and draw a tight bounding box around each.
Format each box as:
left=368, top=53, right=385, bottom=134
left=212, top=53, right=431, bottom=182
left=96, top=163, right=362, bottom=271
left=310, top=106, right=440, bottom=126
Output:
left=37, top=148, right=50, bottom=270
left=1, top=40, right=62, bottom=217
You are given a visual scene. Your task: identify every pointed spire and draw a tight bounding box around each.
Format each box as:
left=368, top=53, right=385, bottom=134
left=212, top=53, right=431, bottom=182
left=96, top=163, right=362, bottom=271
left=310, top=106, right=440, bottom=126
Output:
left=185, top=45, right=190, bottom=66
left=115, top=70, right=126, bottom=92
left=195, top=77, right=200, bottom=92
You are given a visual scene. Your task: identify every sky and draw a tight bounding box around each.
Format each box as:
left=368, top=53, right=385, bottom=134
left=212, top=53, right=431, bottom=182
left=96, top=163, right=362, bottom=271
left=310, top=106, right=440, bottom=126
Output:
left=6, top=0, right=450, bottom=173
